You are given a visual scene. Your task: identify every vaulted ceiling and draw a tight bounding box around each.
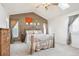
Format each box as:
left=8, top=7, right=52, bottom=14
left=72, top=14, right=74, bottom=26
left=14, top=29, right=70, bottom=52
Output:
left=2, top=3, right=79, bottom=20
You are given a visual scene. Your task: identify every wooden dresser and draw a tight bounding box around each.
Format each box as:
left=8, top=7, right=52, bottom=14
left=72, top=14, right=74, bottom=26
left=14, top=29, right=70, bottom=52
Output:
left=0, top=28, right=10, bottom=56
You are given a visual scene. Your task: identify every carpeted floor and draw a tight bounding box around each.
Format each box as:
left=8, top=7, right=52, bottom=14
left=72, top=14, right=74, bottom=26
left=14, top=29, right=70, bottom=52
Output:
left=32, top=43, right=79, bottom=56
left=10, top=42, right=30, bottom=56
left=10, top=42, right=79, bottom=56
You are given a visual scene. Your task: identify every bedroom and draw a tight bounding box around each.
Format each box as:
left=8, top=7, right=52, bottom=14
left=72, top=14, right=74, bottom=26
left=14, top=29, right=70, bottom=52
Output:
left=0, top=3, right=79, bottom=56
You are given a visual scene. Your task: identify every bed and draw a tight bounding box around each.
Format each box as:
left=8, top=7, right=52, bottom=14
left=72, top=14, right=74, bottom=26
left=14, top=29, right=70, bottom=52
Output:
left=31, top=34, right=54, bottom=52
left=10, top=30, right=54, bottom=55
left=25, top=30, right=54, bottom=53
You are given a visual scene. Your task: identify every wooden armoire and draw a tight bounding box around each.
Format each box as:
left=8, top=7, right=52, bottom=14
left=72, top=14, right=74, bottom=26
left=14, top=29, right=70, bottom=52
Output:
left=0, top=28, right=10, bottom=56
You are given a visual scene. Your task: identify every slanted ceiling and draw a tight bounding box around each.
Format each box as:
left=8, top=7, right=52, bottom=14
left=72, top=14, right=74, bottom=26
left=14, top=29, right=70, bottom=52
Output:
left=2, top=3, right=79, bottom=20
left=10, top=12, right=47, bottom=21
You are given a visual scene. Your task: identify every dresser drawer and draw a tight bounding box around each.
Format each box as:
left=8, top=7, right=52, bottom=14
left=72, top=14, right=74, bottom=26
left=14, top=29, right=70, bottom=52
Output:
left=0, top=29, right=10, bottom=56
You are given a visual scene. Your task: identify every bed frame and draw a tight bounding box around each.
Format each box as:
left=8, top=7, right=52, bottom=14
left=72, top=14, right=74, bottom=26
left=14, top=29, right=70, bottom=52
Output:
left=30, top=34, right=55, bottom=54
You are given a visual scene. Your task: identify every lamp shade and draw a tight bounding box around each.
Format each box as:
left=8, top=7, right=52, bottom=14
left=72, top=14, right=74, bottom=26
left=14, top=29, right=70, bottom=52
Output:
left=25, top=17, right=32, bottom=23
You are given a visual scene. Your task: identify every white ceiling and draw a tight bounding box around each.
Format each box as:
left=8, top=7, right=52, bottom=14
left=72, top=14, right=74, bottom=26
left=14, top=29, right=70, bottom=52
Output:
left=1, top=3, right=79, bottom=20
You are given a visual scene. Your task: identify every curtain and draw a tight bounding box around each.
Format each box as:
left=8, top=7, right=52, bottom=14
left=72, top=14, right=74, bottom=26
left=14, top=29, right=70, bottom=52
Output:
left=67, top=14, right=79, bottom=45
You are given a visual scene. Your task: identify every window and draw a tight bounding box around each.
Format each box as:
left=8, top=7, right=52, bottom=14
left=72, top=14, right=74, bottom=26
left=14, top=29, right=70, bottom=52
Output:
left=70, top=16, right=79, bottom=33
left=43, top=23, right=46, bottom=34
left=12, top=21, right=19, bottom=38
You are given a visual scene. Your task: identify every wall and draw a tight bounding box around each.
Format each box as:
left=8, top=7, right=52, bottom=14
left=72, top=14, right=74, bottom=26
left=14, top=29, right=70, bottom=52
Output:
left=49, top=10, right=79, bottom=45
left=0, top=4, right=9, bottom=28
left=10, top=12, right=48, bottom=42
left=10, top=12, right=48, bottom=34
left=49, top=15, right=68, bottom=44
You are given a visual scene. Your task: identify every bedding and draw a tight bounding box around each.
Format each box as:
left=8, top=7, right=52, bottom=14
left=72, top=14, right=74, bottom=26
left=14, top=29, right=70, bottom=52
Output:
left=32, top=34, right=54, bottom=52
left=25, top=30, right=54, bottom=53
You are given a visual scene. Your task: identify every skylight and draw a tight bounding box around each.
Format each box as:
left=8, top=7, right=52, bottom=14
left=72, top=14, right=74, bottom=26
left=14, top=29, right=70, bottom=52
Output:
left=58, top=3, right=70, bottom=10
